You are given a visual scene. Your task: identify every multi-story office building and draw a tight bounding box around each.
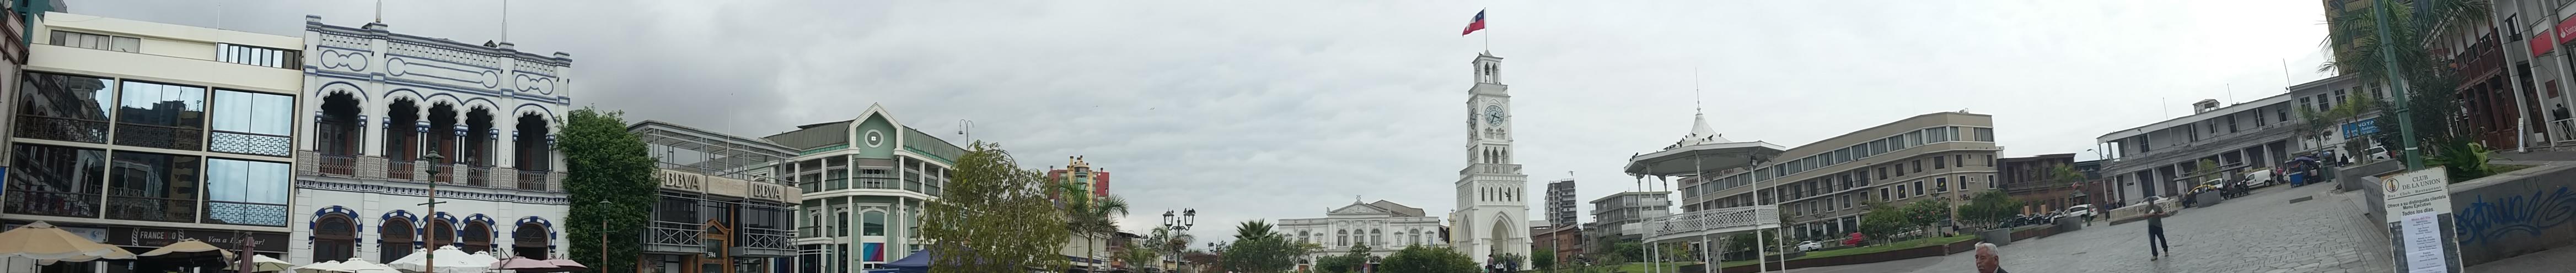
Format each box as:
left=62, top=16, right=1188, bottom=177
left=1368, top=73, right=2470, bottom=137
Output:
left=2488, top=0, right=2576, bottom=149
left=1583, top=191, right=1667, bottom=250
left=765, top=104, right=965, bottom=272
left=1672, top=112, right=2002, bottom=241
left=2, top=10, right=309, bottom=272
left=288, top=15, right=574, bottom=265
left=631, top=120, right=803, bottom=273
left=2096, top=74, right=2378, bottom=205
left=1280, top=200, right=1446, bottom=267
left=1542, top=178, right=1576, bottom=227
left=1996, top=154, right=2080, bottom=212
left=1046, top=156, right=1109, bottom=200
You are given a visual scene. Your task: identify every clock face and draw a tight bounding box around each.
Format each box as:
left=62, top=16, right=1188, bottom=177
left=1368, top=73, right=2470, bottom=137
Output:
left=1484, top=105, right=1506, bottom=126
left=865, top=130, right=886, bottom=147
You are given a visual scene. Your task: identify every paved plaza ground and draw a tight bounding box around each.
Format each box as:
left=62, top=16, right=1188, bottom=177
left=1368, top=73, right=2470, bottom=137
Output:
left=1780, top=183, right=2394, bottom=273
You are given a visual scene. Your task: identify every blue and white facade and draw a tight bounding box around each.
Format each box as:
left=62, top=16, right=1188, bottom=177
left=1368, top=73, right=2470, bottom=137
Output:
left=287, top=15, right=573, bottom=265
left=766, top=104, right=963, bottom=272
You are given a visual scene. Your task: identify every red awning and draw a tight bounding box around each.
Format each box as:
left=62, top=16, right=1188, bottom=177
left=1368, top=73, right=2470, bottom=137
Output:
left=2535, top=28, right=2558, bottom=57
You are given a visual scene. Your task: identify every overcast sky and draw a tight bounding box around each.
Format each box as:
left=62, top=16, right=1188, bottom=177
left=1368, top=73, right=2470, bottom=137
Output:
left=77, top=0, right=2337, bottom=241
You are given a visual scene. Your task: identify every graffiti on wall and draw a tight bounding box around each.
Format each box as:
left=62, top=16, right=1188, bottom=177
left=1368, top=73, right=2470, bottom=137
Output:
left=2456, top=186, right=2576, bottom=244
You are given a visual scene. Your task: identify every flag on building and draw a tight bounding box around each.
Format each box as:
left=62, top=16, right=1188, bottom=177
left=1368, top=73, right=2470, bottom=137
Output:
left=1462, top=9, right=1486, bottom=35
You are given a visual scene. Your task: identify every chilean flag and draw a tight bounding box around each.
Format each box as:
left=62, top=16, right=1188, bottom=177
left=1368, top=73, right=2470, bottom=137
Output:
left=1462, top=10, right=1486, bottom=35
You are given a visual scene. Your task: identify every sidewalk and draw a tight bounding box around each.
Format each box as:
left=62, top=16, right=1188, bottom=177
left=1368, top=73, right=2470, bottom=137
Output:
left=2467, top=244, right=2576, bottom=272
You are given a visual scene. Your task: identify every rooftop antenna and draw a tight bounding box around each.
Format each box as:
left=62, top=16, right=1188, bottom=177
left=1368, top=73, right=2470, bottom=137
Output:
left=1693, top=67, right=1703, bottom=114
left=2226, top=84, right=2234, bottom=105
left=501, top=0, right=508, bottom=42
left=374, top=0, right=383, bottom=23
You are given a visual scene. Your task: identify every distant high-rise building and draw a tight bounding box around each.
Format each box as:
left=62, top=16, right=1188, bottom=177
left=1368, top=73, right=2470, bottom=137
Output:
left=1048, top=156, right=1112, bottom=199
left=1544, top=178, right=1577, bottom=226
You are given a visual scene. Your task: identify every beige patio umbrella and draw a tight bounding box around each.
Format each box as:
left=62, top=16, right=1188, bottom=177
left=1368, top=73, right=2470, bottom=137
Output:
left=34, top=246, right=135, bottom=265
left=0, top=221, right=132, bottom=261
left=137, top=238, right=234, bottom=260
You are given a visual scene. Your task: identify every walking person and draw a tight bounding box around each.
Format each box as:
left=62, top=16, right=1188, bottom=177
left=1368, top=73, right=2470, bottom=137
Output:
left=1976, top=243, right=2007, bottom=273
left=2145, top=196, right=2173, bottom=260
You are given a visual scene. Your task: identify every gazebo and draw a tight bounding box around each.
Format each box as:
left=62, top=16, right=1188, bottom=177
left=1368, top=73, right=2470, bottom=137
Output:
left=1623, top=112, right=1789, bottom=271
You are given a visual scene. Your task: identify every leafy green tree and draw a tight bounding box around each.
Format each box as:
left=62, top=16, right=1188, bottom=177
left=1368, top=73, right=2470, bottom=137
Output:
left=561, top=107, right=657, bottom=273
left=924, top=142, right=1071, bottom=272
left=1531, top=247, right=1554, bottom=269
left=1610, top=241, right=1643, bottom=263
left=1316, top=243, right=1370, bottom=273
left=1902, top=199, right=1949, bottom=236
left=1957, top=190, right=2024, bottom=230
left=1857, top=201, right=1909, bottom=244
left=1378, top=245, right=1479, bottom=273
left=1220, top=220, right=1301, bottom=272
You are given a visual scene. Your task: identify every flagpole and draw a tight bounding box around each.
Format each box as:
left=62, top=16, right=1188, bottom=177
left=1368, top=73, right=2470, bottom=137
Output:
left=1483, top=8, right=1490, bottom=52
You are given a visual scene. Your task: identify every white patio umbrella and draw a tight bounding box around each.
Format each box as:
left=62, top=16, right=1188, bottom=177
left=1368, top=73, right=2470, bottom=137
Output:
left=244, top=254, right=294, bottom=272
left=332, top=258, right=404, bottom=273
left=0, top=221, right=133, bottom=261
left=292, top=260, right=344, bottom=273
left=385, top=246, right=490, bottom=273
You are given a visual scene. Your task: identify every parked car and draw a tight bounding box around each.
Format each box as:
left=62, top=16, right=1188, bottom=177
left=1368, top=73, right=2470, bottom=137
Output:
left=1796, top=241, right=1823, bottom=252
left=2240, top=168, right=2276, bottom=189
left=2365, top=146, right=2391, bottom=161
left=2064, top=204, right=2096, bottom=218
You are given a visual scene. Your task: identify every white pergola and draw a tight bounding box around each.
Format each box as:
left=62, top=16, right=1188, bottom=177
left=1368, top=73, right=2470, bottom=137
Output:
left=1621, top=113, right=1791, bottom=273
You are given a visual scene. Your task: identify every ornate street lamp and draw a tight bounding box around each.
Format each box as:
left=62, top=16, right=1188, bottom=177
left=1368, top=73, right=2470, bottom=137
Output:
left=418, top=152, right=448, bottom=273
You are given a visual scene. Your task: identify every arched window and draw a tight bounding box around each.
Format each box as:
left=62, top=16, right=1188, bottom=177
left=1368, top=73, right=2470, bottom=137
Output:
left=1371, top=229, right=1383, bottom=246
left=381, top=218, right=415, bottom=262
left=1336, top=230, right=1348, bottom=247
left=315, top=215, right=357, bottom=262
left=460, top=222, right=492, bottom=253
left=512, top=223, right=549, bottom=259
left=427, top=221, right=457, bottom=250
left=862, top=211, right=886, bottom=236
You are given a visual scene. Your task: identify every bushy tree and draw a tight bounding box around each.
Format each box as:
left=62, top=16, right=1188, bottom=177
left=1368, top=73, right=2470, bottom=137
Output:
left=1316, top=243, right=1370, bottom=273
left=1220, top=220, right=1301, bottom=272
left=1957, top=190, right=2024, bottom=230
left=923, top=142, right=1071, bottom=272
left=1378, top=245, right=1479, bottom=273
left=1531, top=247, right=1554, bottom=269
left=1858, top=201, right=1909, bottom=243
left=561, top=107, right=657, bottom=273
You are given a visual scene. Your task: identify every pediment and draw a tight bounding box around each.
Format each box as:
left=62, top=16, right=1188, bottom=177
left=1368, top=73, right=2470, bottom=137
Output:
left=1329, top=203, right=1389, bottom=214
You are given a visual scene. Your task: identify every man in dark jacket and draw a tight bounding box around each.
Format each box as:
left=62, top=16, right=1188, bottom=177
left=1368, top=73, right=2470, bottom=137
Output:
left=2146, top=196, right=2173, bottom=260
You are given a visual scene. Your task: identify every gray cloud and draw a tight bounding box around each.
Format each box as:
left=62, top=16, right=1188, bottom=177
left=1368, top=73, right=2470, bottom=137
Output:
left=76, top=0, right=2336, bottom=243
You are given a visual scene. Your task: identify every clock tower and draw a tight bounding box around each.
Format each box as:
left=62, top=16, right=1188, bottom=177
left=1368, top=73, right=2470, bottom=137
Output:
left=1451, top=52, right=1531, bottom=268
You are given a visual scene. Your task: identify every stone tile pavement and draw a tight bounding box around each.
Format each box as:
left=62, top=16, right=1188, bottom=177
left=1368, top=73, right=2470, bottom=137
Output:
left=1778, top=183, right=2393, bottom=273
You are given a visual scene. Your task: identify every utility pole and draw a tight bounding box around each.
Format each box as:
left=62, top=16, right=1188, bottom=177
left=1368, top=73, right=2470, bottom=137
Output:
left=2370, top=0, right=2426, bottom=170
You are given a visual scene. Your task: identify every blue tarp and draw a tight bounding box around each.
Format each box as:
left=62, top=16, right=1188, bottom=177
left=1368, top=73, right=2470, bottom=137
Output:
left=887, top=249, right=933, bottom=270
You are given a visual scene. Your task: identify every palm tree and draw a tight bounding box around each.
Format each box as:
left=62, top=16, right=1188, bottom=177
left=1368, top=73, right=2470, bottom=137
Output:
left=1075, top=196, right=1129, bottom=268
left=2316, top=0, right=2490, bottom=149
left=1233, top=220, right=1278, bottom=241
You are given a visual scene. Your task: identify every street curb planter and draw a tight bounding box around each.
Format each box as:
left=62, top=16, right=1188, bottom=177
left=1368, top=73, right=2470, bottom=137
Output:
left=1979, top=228, right=2014, bottom=245
left=2054, top=217, right=2085, bottom=233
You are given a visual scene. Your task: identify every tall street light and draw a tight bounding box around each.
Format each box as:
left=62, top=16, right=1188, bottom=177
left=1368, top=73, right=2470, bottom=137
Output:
left=418, top=152, right=449, bottom=273
left=1161, top=209, right=1194, bottom=272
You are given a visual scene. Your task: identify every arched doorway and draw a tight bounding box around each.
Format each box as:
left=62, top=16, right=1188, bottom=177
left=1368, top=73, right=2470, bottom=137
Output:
left=513, top=222, right=549, bottom=259
left=315, top=214, right=358, bottom=262
left=1489, top=214, right=1518, bottom=267
left=381, top=218, right=415, bottom=262
left=427, top=220, right=456, bottom=251
left=461, top=221, right=493, bottom=253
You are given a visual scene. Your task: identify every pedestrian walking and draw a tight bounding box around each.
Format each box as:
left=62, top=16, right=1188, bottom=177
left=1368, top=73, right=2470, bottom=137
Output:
left=2145, top=196, right=2173, bottom=260
left=1975, top=242, right=2007, bottom=273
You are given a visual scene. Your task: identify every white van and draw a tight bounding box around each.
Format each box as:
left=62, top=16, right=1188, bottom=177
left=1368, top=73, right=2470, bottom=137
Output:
left=2240, top=168, right=2275, bottom=188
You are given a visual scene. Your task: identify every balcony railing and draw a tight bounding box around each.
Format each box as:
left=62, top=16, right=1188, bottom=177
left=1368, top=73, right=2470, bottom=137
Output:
left=646, top=221, right=704, bottom=248
left=518, top=170, right=549, bottom=190
left=466, top=166, right=492, bottom=187
left=387, top=160, right=416, bottom=180
left=112, top=123, right=203, bottom=151
left=14, top=116, right=109, bottom=143
left=1461, top=163, right=1522, bottom=176
left=739, top=227, right=794, bottom=250
left=4, top=192, right=100, bottom=218
left=319, top=154, right=358, bottom=176
left=430, top=163, right=456, bottom=184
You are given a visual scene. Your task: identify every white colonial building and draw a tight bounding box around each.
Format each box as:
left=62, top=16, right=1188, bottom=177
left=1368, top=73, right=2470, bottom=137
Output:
left=287, top=15, right=574, bottom=264
left=1280, top=200, right=1445, bottom=266
left=1450, top=52, right=1531, bottom=267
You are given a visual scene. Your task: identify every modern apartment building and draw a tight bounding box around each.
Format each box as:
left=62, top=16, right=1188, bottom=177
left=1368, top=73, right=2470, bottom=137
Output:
left=1542, top=178, right=1576, bottom=227
left=765, top=104, right=965, bottom=272
left=1046, top=155, right=1109, bottom=200
left=2, top=11, right=311, bottom=272
left=1673, top=112, right=2002, bottom=241
left=631, top=120, right=803, bottom=273
left=288, top=14, right=575, bottom=265
left=1583, top=191, right=1667, bottom=249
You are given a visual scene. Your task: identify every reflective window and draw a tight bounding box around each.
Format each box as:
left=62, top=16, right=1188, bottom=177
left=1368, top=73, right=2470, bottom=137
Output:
left=204, top=158, right=291, bottom=226
left=5, top=144, right=108, bottom=218
left=210, top=89, right=294, bottom=135
left=17, top=73, right=117, bottom=143
left=217, top=43, right=302, bottom=69
left=105, top=151, right=201, bottom=223
left=115, top=81, right=207, bottom=150
left=862, top=211, right=886, bottom=236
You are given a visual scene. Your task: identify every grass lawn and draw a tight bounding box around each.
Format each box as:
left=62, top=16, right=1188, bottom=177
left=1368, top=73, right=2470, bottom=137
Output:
left=1713, top=234, right=1981, bottom=268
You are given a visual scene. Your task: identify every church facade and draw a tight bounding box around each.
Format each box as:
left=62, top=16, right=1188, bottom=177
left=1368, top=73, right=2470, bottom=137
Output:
left=1449, top=52, right=1532, bottom=267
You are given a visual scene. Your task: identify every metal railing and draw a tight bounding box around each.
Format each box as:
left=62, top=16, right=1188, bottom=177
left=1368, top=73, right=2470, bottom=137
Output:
left=430, top=163, right=456, bottom=184
left=518, top=170, right=549, bottom=190
left=387, top=160, right=416, bottom=180
left=465, top=166, right=492, bottom=187
left=646, top=221, right=704, bottom=247
left=319, top=154, right=358, bottom=176
left=13, top=116, right=109, bottom=143
left=4, top=192, right=100, bottom=218
left=112, top=123, right=203, bottom=150
left=1461, top=163, right=1522, bottom=176
left=738, top=227, right=794, bottom=250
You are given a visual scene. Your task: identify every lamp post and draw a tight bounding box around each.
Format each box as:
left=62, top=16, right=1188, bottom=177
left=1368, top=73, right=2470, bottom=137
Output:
left=599, top=200, right=613, bottom=272
left=1161, top=209, right=1194, bottom=272
left=418, top=152, right=449, bottom=273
